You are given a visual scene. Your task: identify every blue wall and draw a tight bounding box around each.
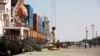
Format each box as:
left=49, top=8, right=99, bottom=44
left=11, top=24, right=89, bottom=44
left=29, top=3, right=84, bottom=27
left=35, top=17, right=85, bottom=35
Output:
left=24, top=5, right=34, bottom=29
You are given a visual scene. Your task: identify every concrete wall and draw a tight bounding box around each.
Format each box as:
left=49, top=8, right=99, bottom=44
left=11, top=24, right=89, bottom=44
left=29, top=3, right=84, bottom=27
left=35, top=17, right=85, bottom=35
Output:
left=0, top=14, right=3, bottom=37
left=5, top=0, right=11, bottom=16
left=0, top=0, right=11, bottom=36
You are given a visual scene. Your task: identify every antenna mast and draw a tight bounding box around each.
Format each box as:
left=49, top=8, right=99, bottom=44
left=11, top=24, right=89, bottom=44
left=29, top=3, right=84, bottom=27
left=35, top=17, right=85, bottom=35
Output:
left=51, top=0, right=56, bottom=45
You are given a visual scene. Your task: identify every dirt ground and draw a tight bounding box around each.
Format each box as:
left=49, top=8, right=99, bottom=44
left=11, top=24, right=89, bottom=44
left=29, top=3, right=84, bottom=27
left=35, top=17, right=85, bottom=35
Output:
left=14, top=46, right=100, bottom=56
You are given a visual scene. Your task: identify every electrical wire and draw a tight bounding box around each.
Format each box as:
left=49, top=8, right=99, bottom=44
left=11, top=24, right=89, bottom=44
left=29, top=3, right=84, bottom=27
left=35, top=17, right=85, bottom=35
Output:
left=51, top=0, right=56, bottom=27
left=54, top=0, right=56, bottom=27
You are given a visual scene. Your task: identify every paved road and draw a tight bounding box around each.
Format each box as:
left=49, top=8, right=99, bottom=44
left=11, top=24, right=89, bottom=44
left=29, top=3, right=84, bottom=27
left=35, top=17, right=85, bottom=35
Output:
left=14, top=46, right=100, bottom=56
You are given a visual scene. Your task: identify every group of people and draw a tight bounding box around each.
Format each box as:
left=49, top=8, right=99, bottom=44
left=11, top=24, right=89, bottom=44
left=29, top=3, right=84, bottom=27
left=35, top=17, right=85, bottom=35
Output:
left=56, top=40, right=69, bottom=49
left=76, top=42, right=97, bottom=49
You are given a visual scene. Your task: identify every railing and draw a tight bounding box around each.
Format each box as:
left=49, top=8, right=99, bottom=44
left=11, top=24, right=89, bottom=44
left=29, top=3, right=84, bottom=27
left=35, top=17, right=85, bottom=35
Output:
left=1, top=11, right=28, bottom=28
left=8, top=17, right=28, bottom=28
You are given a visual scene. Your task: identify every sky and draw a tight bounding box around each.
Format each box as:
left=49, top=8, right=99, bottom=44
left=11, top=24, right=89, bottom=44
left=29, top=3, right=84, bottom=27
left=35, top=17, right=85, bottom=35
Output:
left=24, top=0, right=100, bottom=42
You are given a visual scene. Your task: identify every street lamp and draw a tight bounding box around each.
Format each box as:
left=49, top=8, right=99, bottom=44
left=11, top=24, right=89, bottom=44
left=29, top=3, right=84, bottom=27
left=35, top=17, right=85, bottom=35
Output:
left=91, top=24, right=95, bottom=39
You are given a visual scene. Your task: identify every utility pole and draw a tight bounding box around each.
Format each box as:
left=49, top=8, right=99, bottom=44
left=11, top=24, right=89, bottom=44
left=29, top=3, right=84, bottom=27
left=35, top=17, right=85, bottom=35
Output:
left=91, top=24, right=95, bottom=39
left=95, top=31, right=97, bottom=47
left=96, top=31, right=97, bottom=37
left=85, top=26, right=88, bottom=49
left=91, top=24, right=96, bottom=47
left=86, top=26, right=88, bottom=40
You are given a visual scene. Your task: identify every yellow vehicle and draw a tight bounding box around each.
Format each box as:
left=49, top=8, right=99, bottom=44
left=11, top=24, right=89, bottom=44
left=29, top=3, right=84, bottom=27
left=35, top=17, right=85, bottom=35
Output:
left=47, top=27, right=59, bottom=50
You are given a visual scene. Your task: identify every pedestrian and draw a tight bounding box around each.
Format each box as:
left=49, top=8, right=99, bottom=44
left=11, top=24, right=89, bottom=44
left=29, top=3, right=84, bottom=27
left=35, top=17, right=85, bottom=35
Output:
left=85, top=44, right=87, bottom=49
left=56, top=40, right=60, bottom=48
left=66, top=44, right=68, bottom=49
left=89, top=44, right=91, bottom=48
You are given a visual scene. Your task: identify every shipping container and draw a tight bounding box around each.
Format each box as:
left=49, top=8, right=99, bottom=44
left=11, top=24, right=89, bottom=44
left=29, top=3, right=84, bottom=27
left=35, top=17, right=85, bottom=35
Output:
left=28, top=18, right=33, bottom=29
left=21, top=5, right=34, bottom=29
left=28, top=30, right=46, bottom=42
left=33, top=14, right=43, bottom=25
left=38, top=25, right=44, bottom=33
left=43, top=17, right=49, bottom=32
left=22, top=18, right=33, bottom=29
left=33, top=14, right=39, bottom=31
left=43, top=21, right=45, bottom=28
left=39, top=17, right=43, bottom=26
left=25, top=5, right=33, bottom=19
left=33, top=14, right=44, bottom=31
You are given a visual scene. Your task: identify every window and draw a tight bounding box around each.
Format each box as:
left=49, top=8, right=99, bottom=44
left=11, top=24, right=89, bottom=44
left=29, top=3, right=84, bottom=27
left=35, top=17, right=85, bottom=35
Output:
left=6, top=8, right=8, bottom=12
left=0, top=4, right=5, bottom=13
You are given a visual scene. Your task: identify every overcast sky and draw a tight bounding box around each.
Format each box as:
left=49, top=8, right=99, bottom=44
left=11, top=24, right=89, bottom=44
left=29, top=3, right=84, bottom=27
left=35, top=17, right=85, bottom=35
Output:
left=25, top=0, right=100, bottom=42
